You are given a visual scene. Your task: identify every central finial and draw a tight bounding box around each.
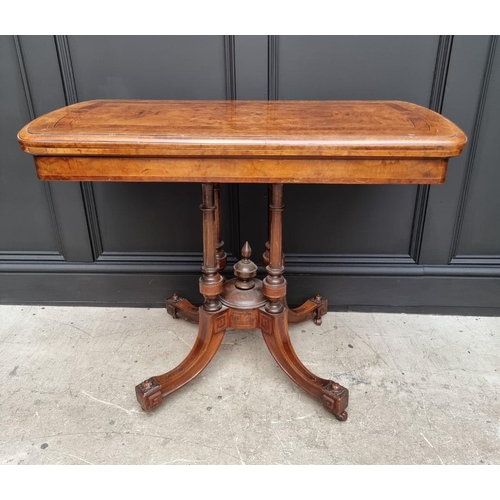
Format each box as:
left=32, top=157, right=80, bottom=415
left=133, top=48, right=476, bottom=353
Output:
left=241, top=241, right=251, bottom=260
left=233, top=241, right=257, bottom=290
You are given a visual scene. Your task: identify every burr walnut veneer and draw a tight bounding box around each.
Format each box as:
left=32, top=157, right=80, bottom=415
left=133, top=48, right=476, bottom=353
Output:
left=18, top=100, right=467, bottom=421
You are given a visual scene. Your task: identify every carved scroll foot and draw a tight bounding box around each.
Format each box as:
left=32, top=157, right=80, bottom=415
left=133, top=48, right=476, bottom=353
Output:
left=166, top=294, right=200, bottom=324
left=135, top=377, right=163, bottom=411
left=322, top=380, right=349, bottom=421
left=135, top=307, right=227, bottom=411
left=259, top=307, right=348, bottom=420
left=287, top=295, right=328, bottom=326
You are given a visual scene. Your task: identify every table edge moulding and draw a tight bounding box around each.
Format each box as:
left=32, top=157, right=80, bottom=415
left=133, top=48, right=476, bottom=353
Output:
left=18, top=99, right=467, bottom=421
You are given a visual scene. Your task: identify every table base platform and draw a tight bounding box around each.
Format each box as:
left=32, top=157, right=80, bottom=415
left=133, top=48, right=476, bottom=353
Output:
left=134, top=183, right=348, bottom=421
left=136, top=294, right=348, bottom=421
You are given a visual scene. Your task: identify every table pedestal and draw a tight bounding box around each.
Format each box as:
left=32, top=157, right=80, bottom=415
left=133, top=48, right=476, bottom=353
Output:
left=135, top=183, right=349, bottom=421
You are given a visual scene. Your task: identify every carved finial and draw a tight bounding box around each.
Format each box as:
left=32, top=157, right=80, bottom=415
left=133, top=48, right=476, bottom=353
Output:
left=242, top=241, right=251, bottom=260
left=233, top=241, right=257, bottom=290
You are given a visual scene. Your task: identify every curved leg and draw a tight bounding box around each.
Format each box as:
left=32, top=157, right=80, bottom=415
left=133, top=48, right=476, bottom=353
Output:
left=285, top=295, right=328, bottom=326
left=136, top=307, right=227, bottom=411
left=259, top=308, right=348, bottom=421
left=166, top=294, right=200, bottom=324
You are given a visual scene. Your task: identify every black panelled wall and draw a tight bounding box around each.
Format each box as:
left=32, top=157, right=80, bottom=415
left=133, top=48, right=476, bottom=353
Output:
left=1, top=35, right=499, bottom=313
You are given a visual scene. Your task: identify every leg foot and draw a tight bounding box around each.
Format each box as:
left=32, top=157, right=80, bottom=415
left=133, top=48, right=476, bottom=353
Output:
left=135, top=377, right=163, bottom=411
left=166, top=294, right=199, bottom=324
left=135, top=307, right=227, bottom=411
left=287, top=295, right=328, bottom=326
left=335, top=411, right=348, bottom=422
left=259, top=308, right=348, bottom=420
left=322, top=380, right=349, bottom=421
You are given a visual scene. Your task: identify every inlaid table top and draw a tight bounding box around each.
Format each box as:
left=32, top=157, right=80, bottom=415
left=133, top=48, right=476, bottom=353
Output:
left=18, top=100, right=467, bottom=184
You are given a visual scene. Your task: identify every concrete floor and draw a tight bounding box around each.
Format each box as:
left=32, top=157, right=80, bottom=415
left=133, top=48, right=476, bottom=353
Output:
left=0, top=304, right=499, bottom=465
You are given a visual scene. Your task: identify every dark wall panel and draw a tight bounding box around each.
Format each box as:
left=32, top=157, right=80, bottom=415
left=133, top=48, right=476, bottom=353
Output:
left=274, top=36, right=441, bottom=258
left=67, top=36, right=231, bottom=257
left=0, top=36, right=59, bottom=253
left=278, top=36, right=438, bottom=103
left=456, top=42, right=500, bottom=257
left=93, top=183, right=234, bottom=255
left=283, top=185, right=416, bottom=255
left=69, top=36, right=227, bottom=100
left=420, top=36, right=492, bottom=265
left=1, top=35, right=499, bottom=312
left=234, top=35, right=268, bottom=100
left=93, top=183, right=202, bottom=253
left=18, top=35, right=93, bottom=262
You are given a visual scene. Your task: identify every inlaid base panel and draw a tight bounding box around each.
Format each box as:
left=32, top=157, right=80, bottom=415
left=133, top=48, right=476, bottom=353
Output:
left=166, top=293, right=329, bottom=327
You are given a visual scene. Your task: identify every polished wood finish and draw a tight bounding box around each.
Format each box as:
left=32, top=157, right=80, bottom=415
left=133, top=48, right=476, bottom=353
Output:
left=19, top=100, right=467, bottom=421
left=259, top=307, right=348, bottom=421
left=214, top=183, right=227, bottom=272
left=31, top=155, right=450, bottom=184
left=165, top=294, right=199, bottom=324
left=139, top=183, right=349, bottom=419
left=166, top=294, right=329, bottom=327
left=136, top=306, right=227, bottom=411
left=18, top=100, right=466, bottom=158
left=199, top=183, right=223, bottom=312
left=287, top=295, right=329, bottom=326
left=263, top=184, right=286, bottom=314
left=138, top=300, right=348, bottom=420
left=18, top=100, right=466, bottom=184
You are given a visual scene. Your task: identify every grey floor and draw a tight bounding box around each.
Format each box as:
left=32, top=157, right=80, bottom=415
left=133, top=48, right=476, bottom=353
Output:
left=0, top=305, right=499, bottom=465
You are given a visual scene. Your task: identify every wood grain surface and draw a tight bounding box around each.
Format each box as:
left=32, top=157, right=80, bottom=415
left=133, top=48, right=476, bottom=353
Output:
left=18, top=100, right=467, bottom=183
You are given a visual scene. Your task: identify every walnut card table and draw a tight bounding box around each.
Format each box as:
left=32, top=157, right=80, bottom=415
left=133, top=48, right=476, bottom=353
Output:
left=18, top=100, right=466, bottom=421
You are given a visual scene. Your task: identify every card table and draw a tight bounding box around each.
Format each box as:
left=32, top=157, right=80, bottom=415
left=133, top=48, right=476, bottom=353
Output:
left=18, top=100, right=466, bottom=420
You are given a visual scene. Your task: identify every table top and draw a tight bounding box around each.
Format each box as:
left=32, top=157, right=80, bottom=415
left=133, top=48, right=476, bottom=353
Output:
left=18, top=100, right=467, bottom=184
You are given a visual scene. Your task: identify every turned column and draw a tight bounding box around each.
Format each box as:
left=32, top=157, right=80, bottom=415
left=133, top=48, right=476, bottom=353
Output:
left=199, top=183, right=224, bottom=312
left=214, top=183, right=227, bottom=272
left=263, top=184, right=271, bottom=268
left=263, top=184, right=286, bottom=313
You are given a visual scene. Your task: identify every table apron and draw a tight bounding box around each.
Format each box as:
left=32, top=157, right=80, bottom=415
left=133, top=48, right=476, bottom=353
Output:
left=34, top=156, right=448, bottom=184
